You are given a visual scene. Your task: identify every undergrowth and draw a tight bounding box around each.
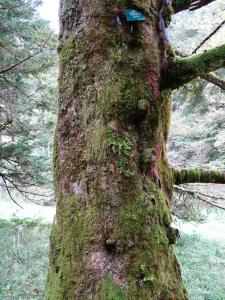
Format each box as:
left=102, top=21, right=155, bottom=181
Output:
left=0, top=218, right=51, bottom=300
left=175, top=233, right=225, bottom=300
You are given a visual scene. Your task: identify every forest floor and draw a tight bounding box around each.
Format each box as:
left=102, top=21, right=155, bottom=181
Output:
left=174, top=208, right=225, bottom=300
left=0, top=199, right=225, bottom=299
left=0, top=198, right=55, bottom=223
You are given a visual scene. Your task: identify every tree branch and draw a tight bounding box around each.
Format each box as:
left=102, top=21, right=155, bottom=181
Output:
left=0, top=34, right=51, bottom=74
left=3, top=175, right=50, bottom=206
left=0, top=49, right=43, bottom=74
left=174, top=185, right=225, bottom=210
left=173, top=168, right=225, bottom=184
left=201, top=72, right=225, bottom=90
left=1, top=176, right=23, bottom=208
left=162, top=43, right=225, bottom=90
left=192, top=20, right=225, bottom=54
left=174, top=184, right=225, bottom=210
left=189, top=0, right=216, bottom=11
left=174, top=49, right=225, bottom=90
left=174, top=184, right=225, bottom=201
left=0, top=75, right=41, bottom=99
left=172, top=0, right=216, bottom=14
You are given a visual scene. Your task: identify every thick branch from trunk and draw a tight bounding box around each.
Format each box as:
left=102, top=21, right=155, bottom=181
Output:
left=172, top=0, right=216, bottom=14
left=201, top=72, right=225, bottom=90
left=162, top=43, right=225, bottom=90
left=174, top=50, right=225, bottom=90
left=173, top=168, right=225, bottom=184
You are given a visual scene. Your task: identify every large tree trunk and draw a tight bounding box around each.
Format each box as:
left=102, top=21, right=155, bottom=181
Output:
left=46, top=0, right=188, bottom=299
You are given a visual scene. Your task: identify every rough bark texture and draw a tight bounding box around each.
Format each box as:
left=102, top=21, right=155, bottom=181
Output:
left=45, top=1, right=189, bottom=299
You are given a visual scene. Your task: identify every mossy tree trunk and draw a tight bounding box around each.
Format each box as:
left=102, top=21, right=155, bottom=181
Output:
left=45, top=0, right=225, bottom=299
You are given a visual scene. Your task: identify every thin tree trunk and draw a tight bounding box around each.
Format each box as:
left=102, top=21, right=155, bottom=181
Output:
left=46, top=1, right=188, bottom=299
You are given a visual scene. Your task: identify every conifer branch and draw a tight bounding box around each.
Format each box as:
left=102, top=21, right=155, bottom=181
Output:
left=1, top=175, right=23, bottom=208
left=0, top=75, right=41, bottom=98
left=0, top=34, right=51, bottom=74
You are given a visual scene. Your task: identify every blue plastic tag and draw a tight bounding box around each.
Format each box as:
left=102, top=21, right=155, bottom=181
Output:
left=125, top=9, right=146, bottom=22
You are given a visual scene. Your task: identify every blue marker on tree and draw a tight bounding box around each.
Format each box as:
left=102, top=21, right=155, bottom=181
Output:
left=125, top=9, right=146, bottom=22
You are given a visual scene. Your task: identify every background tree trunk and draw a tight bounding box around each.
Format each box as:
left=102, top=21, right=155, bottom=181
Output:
left=46, top=0, right=188, bottom=299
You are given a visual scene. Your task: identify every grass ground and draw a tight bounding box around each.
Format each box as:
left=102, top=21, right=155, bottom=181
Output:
left=0, top=218, right=225, bottom=299
left=176, top=233, right=225, bottom=300
left=0, top=218, right=50, bottom=300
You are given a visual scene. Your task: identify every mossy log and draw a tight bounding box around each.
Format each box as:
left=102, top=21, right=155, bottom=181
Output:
left=173, top=168, right=225, bottom=185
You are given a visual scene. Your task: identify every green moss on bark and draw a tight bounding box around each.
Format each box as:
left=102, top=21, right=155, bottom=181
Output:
left=173, top=168, right=225, bottom=184
left=58, top=36, right=76, bottom=65
left=97, top=73, right=149, bottom=124
left=46, top=197, right=96, bottom=300
left=99, top=277, right=125, bottom=300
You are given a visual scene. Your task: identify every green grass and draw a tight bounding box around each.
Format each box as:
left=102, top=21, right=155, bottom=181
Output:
left=0, top=218, right=225, bottom=299
left=176, top=233, right=225, bottom=300
left=0, top=218, right=51, bottom=300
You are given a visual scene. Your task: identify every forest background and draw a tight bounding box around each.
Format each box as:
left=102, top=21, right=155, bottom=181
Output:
left=0, top=0, right=225, bottom=299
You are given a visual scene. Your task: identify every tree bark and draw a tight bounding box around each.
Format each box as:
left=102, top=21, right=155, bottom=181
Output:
left=46, top=1, right=190, bottom=299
